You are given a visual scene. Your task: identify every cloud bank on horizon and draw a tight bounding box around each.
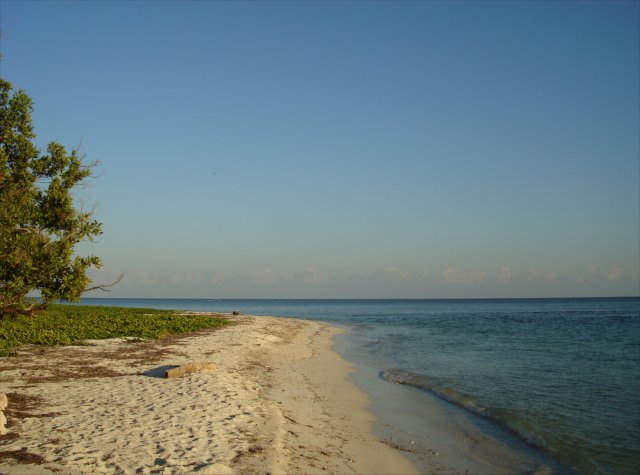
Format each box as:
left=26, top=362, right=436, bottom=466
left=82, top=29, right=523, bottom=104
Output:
left=86, top=262, right=639, bottom=299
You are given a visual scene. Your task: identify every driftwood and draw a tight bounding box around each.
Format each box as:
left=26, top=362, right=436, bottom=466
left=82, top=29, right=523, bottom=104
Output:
left=164, top=362, right=216, bottom=379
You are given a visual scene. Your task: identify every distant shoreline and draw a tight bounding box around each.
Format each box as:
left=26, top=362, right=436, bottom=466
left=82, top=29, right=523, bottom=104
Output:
left=78, top=296, right=639, bottom=300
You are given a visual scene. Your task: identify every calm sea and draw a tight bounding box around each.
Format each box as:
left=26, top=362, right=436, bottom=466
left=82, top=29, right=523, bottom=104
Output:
left=76, top=297, right=640, bottom=475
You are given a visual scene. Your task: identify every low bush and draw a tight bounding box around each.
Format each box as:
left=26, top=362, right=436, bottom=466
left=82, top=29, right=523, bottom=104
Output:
left=0, top=304, right=229, bottom=356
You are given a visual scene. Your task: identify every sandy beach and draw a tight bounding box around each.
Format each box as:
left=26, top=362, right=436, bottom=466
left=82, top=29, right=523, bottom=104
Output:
left=0, top=314, right=419, bottom=475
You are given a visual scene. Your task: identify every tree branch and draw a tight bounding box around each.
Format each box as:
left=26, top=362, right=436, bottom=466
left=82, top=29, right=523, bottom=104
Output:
left=84, top=273, right=124, bottom=293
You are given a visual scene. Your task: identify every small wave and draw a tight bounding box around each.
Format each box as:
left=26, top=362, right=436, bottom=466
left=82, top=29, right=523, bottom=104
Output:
left=380, top=369, right=490, bottom=417
left=350, top=323, right=375, bottom=330
left=379, top=369, right=550, bottom=457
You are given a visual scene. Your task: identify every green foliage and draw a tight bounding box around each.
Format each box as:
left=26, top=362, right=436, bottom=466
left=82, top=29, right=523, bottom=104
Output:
left=1, top=79, right=103, bottom=316
left=0, top=304, right=230, bottom=356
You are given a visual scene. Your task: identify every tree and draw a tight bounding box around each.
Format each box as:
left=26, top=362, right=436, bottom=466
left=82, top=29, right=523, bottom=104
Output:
left=0, top=79, right=110, bottom=316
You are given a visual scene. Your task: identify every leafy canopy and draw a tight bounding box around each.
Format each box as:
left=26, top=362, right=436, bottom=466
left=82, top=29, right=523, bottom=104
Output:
left=1, top=79, right=103, bottom=316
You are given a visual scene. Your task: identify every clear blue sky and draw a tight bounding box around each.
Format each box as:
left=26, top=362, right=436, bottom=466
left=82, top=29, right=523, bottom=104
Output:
left=1, top=0, right=638, bottom=298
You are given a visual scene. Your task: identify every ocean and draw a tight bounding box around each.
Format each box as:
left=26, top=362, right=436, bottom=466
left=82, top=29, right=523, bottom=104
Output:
left=75, top=297, right=640, bottom=475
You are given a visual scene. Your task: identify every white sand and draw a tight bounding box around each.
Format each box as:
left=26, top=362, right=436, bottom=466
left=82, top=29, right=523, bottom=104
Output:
left=0, top=314, right=419, bottom=474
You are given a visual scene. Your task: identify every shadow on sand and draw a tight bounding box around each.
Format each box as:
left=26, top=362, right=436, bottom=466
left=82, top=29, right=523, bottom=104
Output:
left=141, top=365, right=177, bottom=378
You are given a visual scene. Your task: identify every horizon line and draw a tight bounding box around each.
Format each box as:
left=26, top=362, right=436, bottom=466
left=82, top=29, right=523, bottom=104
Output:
left=76, top=296, right=640, bottom=301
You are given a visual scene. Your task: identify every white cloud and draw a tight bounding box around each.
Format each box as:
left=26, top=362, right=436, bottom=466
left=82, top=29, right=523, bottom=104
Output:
left=527, top=268, right=557, bottom=282
left=252, top=267, right=277, bottom=285
left=577, top=265, right=598, bottom=283
left=303, top=267, right=328, bottom=285
left=607, top=265, right=623, bottom=281
left=130, top=269, right=160, bottom=286
left=497, top=266, right=513, bottom=284
left=384, top=265, right=409, bottom=280
left=437, top=267, right=489, bottom=284
left=170, top=270, right=202, bottom=285
left=210, top=271, right=227, bottom=285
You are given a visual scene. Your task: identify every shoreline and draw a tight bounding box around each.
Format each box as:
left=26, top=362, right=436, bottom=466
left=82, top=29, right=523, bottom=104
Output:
left=335, top=326, right=573, bottom=475
left=0, top=314, right=418, bottom=474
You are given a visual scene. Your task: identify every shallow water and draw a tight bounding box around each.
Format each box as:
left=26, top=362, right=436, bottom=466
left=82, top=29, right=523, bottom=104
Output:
left=76, top=297, right=640, bottom=475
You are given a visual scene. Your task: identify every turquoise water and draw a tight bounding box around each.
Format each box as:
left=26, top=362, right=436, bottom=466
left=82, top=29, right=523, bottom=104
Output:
left=77, top=297, right=640, bottom=474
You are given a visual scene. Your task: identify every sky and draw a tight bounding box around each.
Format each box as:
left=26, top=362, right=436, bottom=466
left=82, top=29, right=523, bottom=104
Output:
left=1, top=0, right=638, bottom=299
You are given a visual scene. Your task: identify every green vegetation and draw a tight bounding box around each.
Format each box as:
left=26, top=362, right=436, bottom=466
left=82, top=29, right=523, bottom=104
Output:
left=1, top=80, right=108, bottom=317
left=0, top=304, right=229, bottom=356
